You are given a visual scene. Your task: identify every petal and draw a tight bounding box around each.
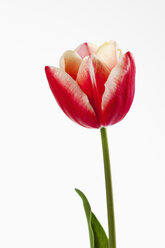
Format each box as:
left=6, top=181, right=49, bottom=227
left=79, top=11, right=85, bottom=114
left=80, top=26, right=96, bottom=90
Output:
left=101, top=52, right=135, bottom=126
left=59, top=50, right=82, bottom=80
left=45, top=66, right=99, bottom=128
left=96, top=41, right=118, bottom=70
left=75, top=42, right=97, bottom=59
left=76, top=55, right=110, bottom=122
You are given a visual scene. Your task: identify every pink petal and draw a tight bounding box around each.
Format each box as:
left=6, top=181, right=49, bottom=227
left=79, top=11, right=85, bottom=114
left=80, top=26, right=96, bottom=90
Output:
left=45, top=66, right=99, bottom=128
left=96, top=41, right=118, bottom=70
left=76, top=55, right=110, bottom=122
left=101, top=52, right=135, bottom=126
left=75, top=42, right=97, bottom=59
left=59, top=50, right=82, bottom=80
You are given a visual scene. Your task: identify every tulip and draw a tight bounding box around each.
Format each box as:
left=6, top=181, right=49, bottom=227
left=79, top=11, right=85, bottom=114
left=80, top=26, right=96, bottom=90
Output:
left=45, top=41, right=135, bottom=128
left=45, top=41, right=136, bottom=248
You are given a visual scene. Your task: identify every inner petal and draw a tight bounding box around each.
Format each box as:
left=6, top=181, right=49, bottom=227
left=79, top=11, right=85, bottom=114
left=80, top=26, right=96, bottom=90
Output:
left=96, top=41, right=118, bottom=70
left=75, top=42, right=97, bottom=59
left=76, top=55, right=110, bottom=119
left=59, top=50, right=82, bottom=80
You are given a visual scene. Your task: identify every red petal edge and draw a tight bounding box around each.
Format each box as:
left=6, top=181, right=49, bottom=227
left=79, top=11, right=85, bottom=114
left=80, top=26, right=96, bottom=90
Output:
left=45, top=66, right=99, bottom=128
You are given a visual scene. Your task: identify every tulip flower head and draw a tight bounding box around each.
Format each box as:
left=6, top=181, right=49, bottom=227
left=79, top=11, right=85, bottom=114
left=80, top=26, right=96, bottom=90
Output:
left=45, top=41, right=135, bottom=128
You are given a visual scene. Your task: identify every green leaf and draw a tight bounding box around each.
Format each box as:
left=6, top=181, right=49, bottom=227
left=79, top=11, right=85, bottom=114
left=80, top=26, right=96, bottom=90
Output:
left=75, top=188, right=108, bottom=248
left=91, top=213, right=109, bottom=248
left=75, top=188, right=94, bottom=248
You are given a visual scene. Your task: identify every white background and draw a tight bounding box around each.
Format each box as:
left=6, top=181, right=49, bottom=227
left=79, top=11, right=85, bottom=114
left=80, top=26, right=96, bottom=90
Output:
left=0, top=0, right=165, bottom=247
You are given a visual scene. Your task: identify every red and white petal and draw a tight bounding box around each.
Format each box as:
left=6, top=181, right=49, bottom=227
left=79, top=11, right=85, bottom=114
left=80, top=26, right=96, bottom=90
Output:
left=96, top=41, right=118, bottom=70
left=59, top=50, right=82, bottom=80
left=76, top=55, right=110, bottom=121
left=101, top=52, right=135, bottom=126
left=76, top=57, right=93, bottom=102
left=45, top=66, right=99, bottom=128
left=75, top=42, right=97, bottom=59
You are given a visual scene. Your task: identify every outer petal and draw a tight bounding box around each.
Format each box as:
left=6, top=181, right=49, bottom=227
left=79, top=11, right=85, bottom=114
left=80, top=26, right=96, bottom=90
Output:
left=76, top=55, right=110, bottom=122
left=96, top=41, right=117, bottom=70
left=45, top=66, right=99, bottom=128
left=101, top=52, right=135, bottom=126
left=75, top=42, right=97, bottom=59
left=59, top=50, right=82, bottom=80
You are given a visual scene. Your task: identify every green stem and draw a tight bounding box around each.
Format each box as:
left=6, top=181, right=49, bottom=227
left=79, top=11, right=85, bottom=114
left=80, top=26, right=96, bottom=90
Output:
left=100, top=127, right=116, bottom=248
